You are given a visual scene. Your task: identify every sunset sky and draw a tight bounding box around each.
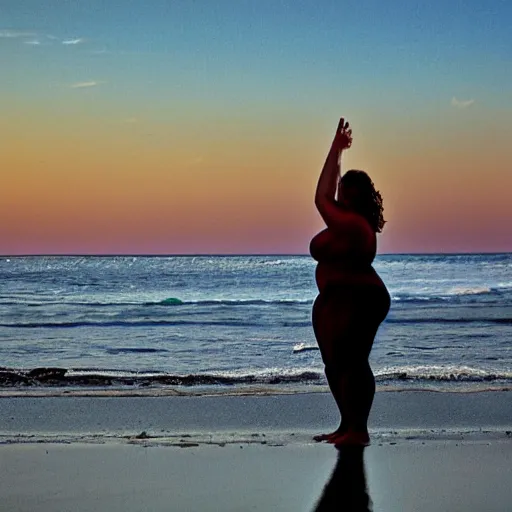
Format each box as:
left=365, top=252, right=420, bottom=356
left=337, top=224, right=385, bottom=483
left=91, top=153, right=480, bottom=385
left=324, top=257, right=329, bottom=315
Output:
left=1, top=0, right=511, bottom=254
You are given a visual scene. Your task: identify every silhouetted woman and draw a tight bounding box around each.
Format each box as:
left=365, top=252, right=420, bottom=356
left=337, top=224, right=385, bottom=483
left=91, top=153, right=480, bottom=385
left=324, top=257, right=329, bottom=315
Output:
left=310, top=118, right=390, bottom=446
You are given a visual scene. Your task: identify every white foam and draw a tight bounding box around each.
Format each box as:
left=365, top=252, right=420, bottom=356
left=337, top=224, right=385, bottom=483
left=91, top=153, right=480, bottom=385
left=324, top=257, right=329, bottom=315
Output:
left=293, top=343, right=319, bottom=353
left=447, top=286, right=492, bottom=296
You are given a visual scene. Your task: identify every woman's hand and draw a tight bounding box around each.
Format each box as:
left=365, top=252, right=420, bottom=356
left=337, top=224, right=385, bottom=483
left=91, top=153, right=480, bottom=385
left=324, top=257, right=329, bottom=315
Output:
left=315, top=117, right=353, bottom=223
left=332, top=118, right=352, bottom=151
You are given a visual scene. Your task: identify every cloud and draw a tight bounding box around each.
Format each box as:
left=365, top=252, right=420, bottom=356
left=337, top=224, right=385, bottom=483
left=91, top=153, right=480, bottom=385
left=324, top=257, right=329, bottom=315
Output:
left=1, top=31, right=87, bottom=47
left=451, top=97, right=475, bottom=109
left=70, top=81, right=100, bottom=89
left=62, top=38, right=84, bottom=45
left=0, top=29, right=35, bottom=38
left=123, top=117, right=138, bottom=124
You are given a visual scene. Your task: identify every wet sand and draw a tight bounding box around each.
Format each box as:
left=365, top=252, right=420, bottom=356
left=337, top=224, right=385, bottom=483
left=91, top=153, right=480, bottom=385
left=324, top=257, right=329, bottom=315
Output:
left=2, top=441, right=512, bottom=512
left=1, top=390, right=512, bottom=438
left=1, top=391, right=511, bottom=511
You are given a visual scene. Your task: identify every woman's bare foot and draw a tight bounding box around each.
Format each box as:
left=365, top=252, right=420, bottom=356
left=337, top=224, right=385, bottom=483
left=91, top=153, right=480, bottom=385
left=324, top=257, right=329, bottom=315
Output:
left=313, top=425, right=347, bottom=442
left=313, top=431, right=338, bottom=442
left=332, top=430, right=370, bottom=447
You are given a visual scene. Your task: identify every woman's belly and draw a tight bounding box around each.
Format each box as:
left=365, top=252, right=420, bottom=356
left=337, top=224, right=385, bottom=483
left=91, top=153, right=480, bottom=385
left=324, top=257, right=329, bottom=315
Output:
left=315, top=261, right=385, bottom=295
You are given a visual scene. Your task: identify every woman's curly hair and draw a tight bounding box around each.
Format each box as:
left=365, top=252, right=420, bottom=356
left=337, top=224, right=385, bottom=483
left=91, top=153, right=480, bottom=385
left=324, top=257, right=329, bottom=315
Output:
left=340, top=170, right=386, bottom=233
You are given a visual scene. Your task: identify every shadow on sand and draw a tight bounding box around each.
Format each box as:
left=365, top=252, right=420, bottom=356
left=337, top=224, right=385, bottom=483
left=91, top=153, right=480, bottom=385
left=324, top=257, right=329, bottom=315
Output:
left=313, top=446, right=371, bottom=511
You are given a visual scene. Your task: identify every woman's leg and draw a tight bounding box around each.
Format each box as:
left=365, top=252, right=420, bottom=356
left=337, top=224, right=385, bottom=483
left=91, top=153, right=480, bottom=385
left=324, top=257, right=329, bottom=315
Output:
left=333, top=286, right=390, bottom=445
left=348, top=359, right=376, bottom=433
left=324, top=326, right=377, bottom=445
left=332, top=345, right=376, bottom=445
left=312, top=293, right=349, bottom=437
left=313, top=291, right=360, bottom=439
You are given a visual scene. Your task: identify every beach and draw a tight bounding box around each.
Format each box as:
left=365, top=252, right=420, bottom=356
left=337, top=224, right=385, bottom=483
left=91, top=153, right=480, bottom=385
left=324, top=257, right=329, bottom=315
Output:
left=1, top=255, right=511, bottom=510
left=1, top=390, right=511, bottom=511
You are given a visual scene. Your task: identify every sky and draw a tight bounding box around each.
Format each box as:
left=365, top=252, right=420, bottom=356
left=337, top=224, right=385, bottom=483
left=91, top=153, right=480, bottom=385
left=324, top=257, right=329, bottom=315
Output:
left=1, top=0, right=511, bottom=254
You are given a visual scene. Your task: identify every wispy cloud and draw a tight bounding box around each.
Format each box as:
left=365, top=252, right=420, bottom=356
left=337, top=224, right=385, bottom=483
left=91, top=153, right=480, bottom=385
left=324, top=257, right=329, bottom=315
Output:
left=0, top=29, right=35, bottom=38
left=1, top=30, right=88, bottom=47
left=451, top=97, right=475, bottom=109
left=69, top=81, right=100, bottom=89
left=62, top=38, right=84, bottom=45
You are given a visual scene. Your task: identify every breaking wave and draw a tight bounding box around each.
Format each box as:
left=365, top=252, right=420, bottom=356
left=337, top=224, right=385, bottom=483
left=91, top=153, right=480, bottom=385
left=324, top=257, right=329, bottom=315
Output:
left=1, top=365, right=511, bottom=389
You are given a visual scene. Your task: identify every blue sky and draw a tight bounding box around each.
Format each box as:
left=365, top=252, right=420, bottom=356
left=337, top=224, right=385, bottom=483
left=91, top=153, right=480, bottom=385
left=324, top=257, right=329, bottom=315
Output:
left=3, top=0, right=510, bottom=102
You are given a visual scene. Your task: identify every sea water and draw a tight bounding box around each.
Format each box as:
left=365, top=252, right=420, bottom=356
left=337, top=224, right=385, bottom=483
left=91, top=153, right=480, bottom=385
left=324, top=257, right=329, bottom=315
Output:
left=1, top=254, right=511, bottom=393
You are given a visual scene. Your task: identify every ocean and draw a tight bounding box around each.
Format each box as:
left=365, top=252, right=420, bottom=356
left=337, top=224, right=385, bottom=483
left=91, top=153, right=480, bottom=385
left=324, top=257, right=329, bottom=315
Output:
left=1, top=254, right=511, bottom=394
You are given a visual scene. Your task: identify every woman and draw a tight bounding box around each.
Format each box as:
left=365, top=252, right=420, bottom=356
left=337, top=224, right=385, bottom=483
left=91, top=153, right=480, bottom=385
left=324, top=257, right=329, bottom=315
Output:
left=310, top=118, right=390, bottom=446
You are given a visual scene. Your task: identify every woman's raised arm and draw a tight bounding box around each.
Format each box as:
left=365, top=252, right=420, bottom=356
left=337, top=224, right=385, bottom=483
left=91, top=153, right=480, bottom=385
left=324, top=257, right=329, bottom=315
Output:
left=314, top=119, right=363, bottom=233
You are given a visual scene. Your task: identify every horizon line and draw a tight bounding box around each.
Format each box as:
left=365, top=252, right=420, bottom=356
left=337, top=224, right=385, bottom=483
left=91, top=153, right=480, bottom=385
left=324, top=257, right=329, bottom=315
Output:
left=2, top=252, right=511, bottom=258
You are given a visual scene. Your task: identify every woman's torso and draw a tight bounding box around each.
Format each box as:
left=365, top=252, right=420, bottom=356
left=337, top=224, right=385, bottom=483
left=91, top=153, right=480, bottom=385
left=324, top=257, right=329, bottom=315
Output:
left=310, top=227, right=386, bottom=294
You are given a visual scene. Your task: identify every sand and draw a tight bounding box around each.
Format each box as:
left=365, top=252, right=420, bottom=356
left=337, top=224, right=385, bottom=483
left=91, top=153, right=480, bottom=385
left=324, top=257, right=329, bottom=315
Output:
left=1, top=390, right=511, bottom=511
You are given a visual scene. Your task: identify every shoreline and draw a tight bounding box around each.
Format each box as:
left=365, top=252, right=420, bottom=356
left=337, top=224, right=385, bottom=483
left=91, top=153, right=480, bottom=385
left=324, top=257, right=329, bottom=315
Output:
left=1, top=383, right=511, bottom=398
left=1, top=390, right=511, bottom=445
left=1, top=379, right=511, bottom=398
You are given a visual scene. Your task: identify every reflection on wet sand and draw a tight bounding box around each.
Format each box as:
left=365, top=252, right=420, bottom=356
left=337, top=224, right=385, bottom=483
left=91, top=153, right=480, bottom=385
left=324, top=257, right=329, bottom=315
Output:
left=313, top=446, right=371, bottom=511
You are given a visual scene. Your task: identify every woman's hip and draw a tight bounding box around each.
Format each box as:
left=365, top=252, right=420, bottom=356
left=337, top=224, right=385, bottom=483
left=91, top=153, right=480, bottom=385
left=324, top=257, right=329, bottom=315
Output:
left=314, top=283, right=390, bottom=325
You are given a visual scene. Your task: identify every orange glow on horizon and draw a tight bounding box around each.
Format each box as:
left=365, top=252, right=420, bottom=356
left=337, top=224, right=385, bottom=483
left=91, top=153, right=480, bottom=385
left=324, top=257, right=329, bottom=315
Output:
left=2, top=103, right=511, bottom=254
